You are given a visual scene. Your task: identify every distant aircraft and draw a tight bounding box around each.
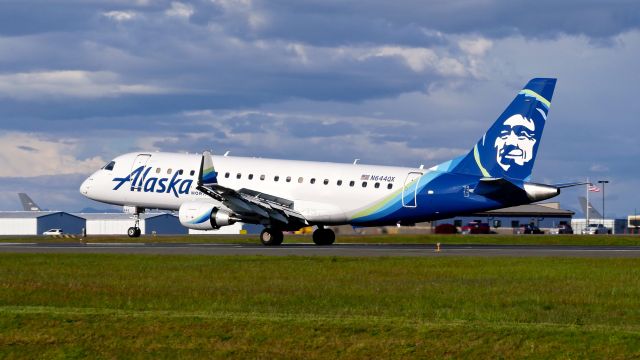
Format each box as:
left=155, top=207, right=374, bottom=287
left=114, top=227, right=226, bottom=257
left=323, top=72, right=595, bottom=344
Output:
left=578, top=196, right=602, bottom=219
left=80, top=78, right=582, bottom=245
left=18, top=193, right=42, bottom=211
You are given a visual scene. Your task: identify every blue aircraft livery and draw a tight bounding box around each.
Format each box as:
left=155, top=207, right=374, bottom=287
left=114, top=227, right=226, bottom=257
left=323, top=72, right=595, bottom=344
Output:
left=449, top=78, right=556, bottom=181
left=112, top=166, right=193, bottom=198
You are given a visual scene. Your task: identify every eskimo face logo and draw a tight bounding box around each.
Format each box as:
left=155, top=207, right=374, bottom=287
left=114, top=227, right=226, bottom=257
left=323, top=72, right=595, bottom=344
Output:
left=494, top=114, right=536, bottom=171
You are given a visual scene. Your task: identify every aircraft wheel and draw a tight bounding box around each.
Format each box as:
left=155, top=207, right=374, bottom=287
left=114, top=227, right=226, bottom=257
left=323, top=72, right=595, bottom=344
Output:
left=313, top=228, right=335, bottom=245
left=260, top=228, right=283, bottom=246
left=128, top=227, right=141, bottom=238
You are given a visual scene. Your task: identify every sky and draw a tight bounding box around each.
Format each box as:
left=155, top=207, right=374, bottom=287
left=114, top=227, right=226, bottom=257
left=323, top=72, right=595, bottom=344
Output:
left=0, top=0, right=638, bottom=218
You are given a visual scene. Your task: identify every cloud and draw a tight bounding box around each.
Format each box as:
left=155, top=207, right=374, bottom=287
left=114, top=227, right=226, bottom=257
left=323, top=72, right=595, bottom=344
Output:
left=366, top=46, right=467, bottom=76
left=0, top=71, right=173, bottom=99
left=103, top=11, right=138, bottom=22
left=0, top=132, right=105, bottom=177
left=166, top=2, right=194, bottom=19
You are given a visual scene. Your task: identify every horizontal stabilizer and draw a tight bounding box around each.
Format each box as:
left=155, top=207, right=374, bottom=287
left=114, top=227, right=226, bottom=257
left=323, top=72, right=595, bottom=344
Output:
left=553, top=182, right=590, bottom=188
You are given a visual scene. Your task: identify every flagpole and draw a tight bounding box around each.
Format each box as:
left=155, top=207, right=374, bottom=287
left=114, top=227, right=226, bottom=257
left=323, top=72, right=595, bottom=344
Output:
left=586, top=177, right=590, bottom=231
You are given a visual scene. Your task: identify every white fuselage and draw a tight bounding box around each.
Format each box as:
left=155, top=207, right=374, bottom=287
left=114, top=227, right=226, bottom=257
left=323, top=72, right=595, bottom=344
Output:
left=80, top=152, right=425, bottom=225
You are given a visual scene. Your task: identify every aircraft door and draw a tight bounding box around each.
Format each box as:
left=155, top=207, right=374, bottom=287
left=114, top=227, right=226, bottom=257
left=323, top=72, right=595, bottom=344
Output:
left=130, top=154, right=151, bottom=191
left=402, top=172, right=423, bottom=208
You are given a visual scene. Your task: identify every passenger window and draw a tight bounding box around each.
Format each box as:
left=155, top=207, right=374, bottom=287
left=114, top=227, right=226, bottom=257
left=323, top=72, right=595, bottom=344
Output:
left=362, top=182, right=368, bottom=188
left=156, top=168, right=161, bottom=174
left=310, top=178, right=316, bottom=184
left=178, top=169, right=184, bottom=175
left=286, top=176, right=292, bottom=182
left=190, top=170, right=195, bottom=176
left=337, top=180, right=342, bottom=186
left=167, top=168, right=172, bottom=175
left=274, top=176, right=280, bottom=182
left=225, top=172, right=230, bottom=178
left=349, top=181, right=355, bottom=187
left=260, top=175, right=265, bottom=181
left=387, top=183, right=393, bottom=190
left=298, top=177, right=304, bottom=183
left=374, top=182, right=380, bottom=188
left=249, top=174, right=254, bottom=180
left=323, top=179, right=329, bottom=185
left=236, top=173, right=242, bottom=179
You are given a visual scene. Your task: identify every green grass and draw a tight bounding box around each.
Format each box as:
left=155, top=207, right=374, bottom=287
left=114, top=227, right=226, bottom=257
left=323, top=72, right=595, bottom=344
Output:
left=1, top=254, right=640, bottom=358
left=3, top=233, right=640, bottom=246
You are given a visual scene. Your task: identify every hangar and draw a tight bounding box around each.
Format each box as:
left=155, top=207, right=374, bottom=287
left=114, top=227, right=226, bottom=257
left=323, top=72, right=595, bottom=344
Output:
left=0, top=212, right=86, bottom=235
left=76, top=213, right=188, bottom=236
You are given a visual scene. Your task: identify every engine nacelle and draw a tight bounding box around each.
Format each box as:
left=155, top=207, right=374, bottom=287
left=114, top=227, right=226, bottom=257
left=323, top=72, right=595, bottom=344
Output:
left=178, top=202, right=236, bottom=230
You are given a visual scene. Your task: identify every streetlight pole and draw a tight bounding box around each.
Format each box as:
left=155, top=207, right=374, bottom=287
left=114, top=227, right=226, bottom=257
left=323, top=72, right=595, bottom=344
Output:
left=598, top=180, right=609, bottom=226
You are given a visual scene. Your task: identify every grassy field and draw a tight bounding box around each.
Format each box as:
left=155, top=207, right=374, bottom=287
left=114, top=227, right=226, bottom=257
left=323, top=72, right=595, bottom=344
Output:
left=2, top=233, right=640, bottom=246
left=1, top=254, right=640, bottom=358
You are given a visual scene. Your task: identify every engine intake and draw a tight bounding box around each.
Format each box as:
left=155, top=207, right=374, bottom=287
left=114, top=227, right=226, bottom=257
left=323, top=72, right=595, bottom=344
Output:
left=179, top=202, right=236, bottom=230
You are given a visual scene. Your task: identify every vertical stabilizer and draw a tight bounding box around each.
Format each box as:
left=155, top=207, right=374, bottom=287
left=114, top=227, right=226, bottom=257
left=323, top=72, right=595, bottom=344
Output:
left=446, top=78, right=557, bottom=181
left=579, top=196, right=602, bottom=219
left=18, top=193, right=42, bottom=211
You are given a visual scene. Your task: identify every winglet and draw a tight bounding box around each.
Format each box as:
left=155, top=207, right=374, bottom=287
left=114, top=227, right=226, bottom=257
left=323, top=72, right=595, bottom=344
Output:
left=198, top=151, right=218, bottom=186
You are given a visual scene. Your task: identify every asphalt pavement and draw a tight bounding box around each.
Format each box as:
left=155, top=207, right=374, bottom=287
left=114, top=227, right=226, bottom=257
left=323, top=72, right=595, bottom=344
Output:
left=1, top=242, right=640, bottom=257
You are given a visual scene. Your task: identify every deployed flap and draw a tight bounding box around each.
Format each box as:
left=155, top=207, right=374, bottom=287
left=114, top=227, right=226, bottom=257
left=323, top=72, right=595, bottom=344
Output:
left=196, top=152, right=307, bottom=228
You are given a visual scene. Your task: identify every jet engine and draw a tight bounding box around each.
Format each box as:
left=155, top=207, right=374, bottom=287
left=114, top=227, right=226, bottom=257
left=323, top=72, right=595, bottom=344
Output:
left=178, top=202, right=236, bottom=230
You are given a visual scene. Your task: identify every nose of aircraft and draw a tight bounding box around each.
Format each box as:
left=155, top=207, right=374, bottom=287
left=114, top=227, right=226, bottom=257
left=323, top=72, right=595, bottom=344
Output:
left=79, top=177, right=93, bottom=197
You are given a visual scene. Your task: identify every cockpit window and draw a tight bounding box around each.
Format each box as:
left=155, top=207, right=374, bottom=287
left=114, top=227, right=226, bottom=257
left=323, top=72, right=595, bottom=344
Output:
left=102, top=161, right=115, bottom=171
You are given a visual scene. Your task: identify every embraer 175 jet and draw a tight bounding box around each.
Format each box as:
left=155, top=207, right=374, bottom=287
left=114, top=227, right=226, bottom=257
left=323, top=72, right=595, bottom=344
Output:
left=81, top=78, right=575, bottom=245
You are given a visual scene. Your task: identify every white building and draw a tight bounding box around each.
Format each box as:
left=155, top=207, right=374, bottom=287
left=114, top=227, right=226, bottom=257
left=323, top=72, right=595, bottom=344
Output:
left=76, top=213, right=245, bottom=235
left=571, top=218, right=627, bottom=234
left=0, top=212, right=86, bottom=235
left=75, top=213, right=187, bottom=235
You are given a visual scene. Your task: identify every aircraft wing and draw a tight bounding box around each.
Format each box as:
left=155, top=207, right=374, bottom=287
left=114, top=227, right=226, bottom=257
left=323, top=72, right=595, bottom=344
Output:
left=195, top=152, right=308, bottom=229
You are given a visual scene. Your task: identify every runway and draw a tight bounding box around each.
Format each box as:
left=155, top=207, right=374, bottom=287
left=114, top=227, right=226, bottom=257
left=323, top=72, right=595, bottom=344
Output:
left=1, top=242, right=640, bottom=257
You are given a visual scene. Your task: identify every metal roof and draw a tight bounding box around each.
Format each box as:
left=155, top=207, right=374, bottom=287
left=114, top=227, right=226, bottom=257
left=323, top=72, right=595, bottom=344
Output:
left=481, top=204, right=574, bottom=216
left=0, top=211, right=76, bottom=219
left=0, top=212, right=176, bottom=220
left=73, top=213, right=177, bottom=220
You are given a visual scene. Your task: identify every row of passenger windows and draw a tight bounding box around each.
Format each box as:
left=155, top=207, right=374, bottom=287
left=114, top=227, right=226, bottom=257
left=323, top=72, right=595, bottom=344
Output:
left=154, top=168, right=196, bottom=176
left=223, top=172, right=394, bottom=190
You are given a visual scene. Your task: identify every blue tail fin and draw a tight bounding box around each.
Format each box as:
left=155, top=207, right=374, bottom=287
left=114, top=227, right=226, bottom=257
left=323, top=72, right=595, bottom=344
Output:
left=444, top=78, right=556, bottom=181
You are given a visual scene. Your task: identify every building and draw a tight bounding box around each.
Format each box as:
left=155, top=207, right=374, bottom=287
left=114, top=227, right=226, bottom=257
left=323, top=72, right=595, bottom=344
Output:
left=571, top=218, right=627, bottom=235
left=443, top=203, right=575, bottom=233
left=77, top=213, right=248, bottom=235
left=76, top=213, right=187, bottom=235
left=0, top=211, right=86, bottom=235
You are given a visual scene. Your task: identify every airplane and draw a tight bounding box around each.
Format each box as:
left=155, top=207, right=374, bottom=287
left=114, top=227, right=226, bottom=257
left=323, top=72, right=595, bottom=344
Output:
left=18, top=193, right=42, bottom=211
left=578, top=196, right=603, bottom=219
left=80, top=78, right=578, bottom=245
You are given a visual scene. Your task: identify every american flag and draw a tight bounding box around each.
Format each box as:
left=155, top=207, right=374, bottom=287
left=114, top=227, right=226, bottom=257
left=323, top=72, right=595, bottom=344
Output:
left=360, top=174, right=370, bottom=181
left=588, top=184, right=600, bottom=192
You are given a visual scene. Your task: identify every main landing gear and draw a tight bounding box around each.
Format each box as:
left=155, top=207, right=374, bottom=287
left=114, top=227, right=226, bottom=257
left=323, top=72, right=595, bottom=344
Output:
left=260, top=228, right=283, bottom=246
left=127, top=212, right=142, bottom=238
left=259, top=226, right=336, bottom=246
left=312, top=227, right=335, bottom=246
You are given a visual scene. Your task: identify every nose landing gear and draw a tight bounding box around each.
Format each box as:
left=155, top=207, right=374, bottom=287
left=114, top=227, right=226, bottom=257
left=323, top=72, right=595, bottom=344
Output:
left=127, top=212, right=142, bottom=238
